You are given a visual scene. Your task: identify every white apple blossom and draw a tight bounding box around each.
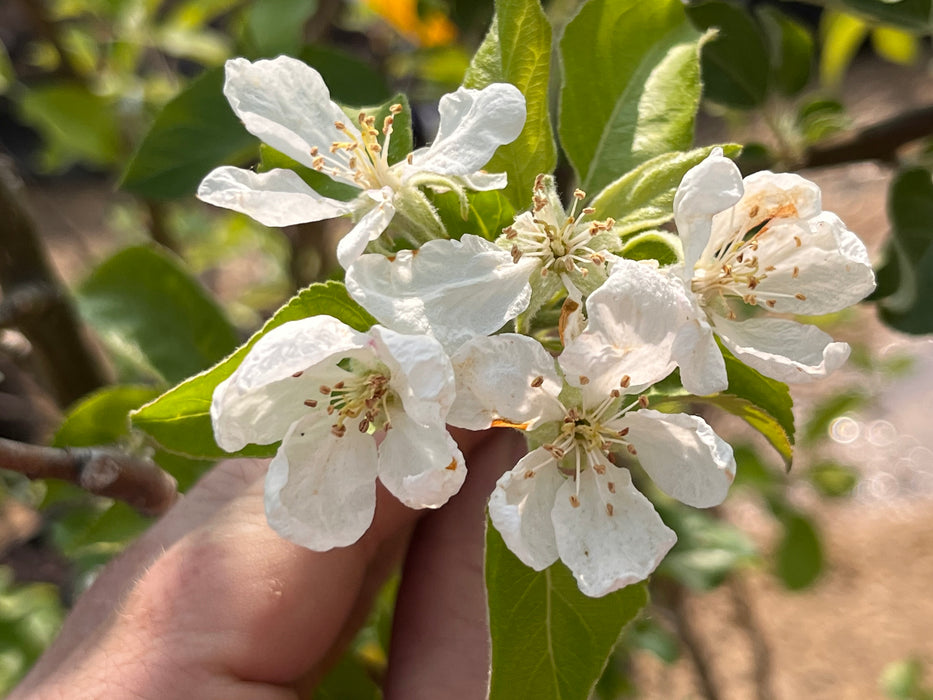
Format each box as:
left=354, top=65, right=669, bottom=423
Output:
left=448, top=333, right=734, bottom=597
left=198, top=56, right=527, bottom=268
left=211, top=315, right=464, bottom=551
left=499, top=174, right=618, bottom=340
left=345, top=234, right=534, bottom=353
left=667, top=148, right=876, bottom=395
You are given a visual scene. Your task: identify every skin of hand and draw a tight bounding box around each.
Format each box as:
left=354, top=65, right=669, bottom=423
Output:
left=10, top=428, right=525, bottom=700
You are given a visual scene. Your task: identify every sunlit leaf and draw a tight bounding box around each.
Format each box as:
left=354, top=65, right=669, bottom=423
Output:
left=871, top=25, right=920, bottom=64
left=120, top=67, right=258, bottom=199
left=463, top=0, right=555, bottom=209
left=77, top=246, right=239, bottom=385
left=560, top=0, right=702, bottom=195
left=589, top=144, right=741, bottom=236
left=819, top=10, right=869, bottom=87
left=486, top=524, right=647, bottom=700
left=131, top=281, right=375, bottom=459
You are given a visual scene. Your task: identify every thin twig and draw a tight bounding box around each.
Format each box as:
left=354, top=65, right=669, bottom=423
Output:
left=0, top=437, right=178, bottom=516
left=655, top=580, right=724, bottom=700
left=728, top=575, right=776, bottom=700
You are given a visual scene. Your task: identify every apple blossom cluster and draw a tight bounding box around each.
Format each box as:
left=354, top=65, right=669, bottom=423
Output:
left=204, top=56, right=876, bottom=597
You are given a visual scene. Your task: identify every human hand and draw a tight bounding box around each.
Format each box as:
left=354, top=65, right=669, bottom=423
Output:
left=11, top=428, right=525, bottom=700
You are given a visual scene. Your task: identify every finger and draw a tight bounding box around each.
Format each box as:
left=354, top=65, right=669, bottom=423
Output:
left=16, top=458, right=424, bottom=696
left=384, top=428, right=526, bottom=700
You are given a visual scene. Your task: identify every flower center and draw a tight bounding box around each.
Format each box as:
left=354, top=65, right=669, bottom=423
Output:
left=303, top=368, right=393, bottom=437
left=690, top=213, right=809, bottom=318
left=523, top=375, right=647, bottom=509
left=504, top=176, right=614, bottom=281
left=310, top=105, right=405, bottom=191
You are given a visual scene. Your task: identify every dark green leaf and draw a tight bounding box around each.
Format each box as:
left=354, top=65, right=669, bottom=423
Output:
left=874, top=167, right=933, bottom=333
left=560, top=0, right=702, bottom=196
left=243, top=0, right=318, bottom=57
left=299, top=45, right=392, bottom=106
left=758, top=6, right=813, bottom=96
left=314, top=652, right=380, bottom=700
left=463, top=0, right=556, bottom=209
left=807, top=461, right=859, bottom=498
left=774, top=509, right=823, bottom=590
left=131, top=281, right=376, bottom=459
left=589, top=144, right=742, bottom=236
left=17, top=83, right=120, bottom=171
left=486, top=523, right=647, bottom=700
left=801, top=390, right=868, bottom=446
left=840, top=0, right=932, bottom=31
left=120, top=67, right=258, bottom=199
left=687, top=0, right=771, bottom=109
left=77, top=246, right=239, bottom=385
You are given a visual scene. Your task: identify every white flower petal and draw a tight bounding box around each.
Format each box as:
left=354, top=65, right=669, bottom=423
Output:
left=210, top=316, right=371, bottom=451
left=457, top=171, right=509, bottom=191
left=553, top=467, right=676, bottom=597
left=488, top=448, right=563, bottom=571
left=223, top=56, right=355, bottom=179
left=448, top=334, right=563, bottom=430
left=197, top=166, right=356, bottom=227
left=369, top=325, right=455, bottom=427
left=378, top=409, right=465, bottom=508
left=561, top=260, right=686, bottom=402
left=673, top=148, right=744, bottom=273
left=671, top=313, right=728, bottom=396
left=618, top=409, right=735, bottom=508
left=336, top=191, right=396, bottom=268
left=346, top=235, right=532, bottom=353
left=412, top=84, right=526, bottom=176
left=715, top=316, right=850, bottom=383
left=751, top=212, right=876, bottom=314
left=265, top=414, right=377, bottom=551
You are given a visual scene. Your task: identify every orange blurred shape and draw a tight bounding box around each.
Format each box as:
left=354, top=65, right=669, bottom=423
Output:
left=363, top=0, right=458, bottom=47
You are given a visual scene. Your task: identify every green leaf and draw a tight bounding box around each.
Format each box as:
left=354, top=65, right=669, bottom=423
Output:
left=131, top=281, right=376, bottom=459
left=463, top=0, right=555, bottom=209
left=807, top=461, right=859, bottom=499
left=687, top=0, right=771, bottom=109
left=77, top=246, right=239, bottom=385
left=314, top=652, right=381, bottom=700
left=819, top=10, right=869, bottom=87
left=757, top=6, right=814, bottom=96
left=840, top=0, right=932, bottom=31
left=871, top=25, right=920, bottom=65
left=657, top=505, right=758, bottom=590
left=486, top=524, right=647, bottom=700
left=873, top=167, right=933, bottom=333
left=796, top=97, right=849, bottom=144
left=589, top=144, right=742, bottom=236
left=53, top=385, right=161, bottom=448
left=560, top=0, right=702, bottom=196
left=774, top=509, right=823, bottom=590
left=243, top=0, right=318, bottom=57
left=618, top=231, right=681, bottom=265
left=120, top=67, right=258, bottom=199
left=801, top=390, right=868, bottom=447
left=429, top=188, right=516, bottom=242
left=17, top=82, right=120, bottom=171
left=299, top=45, right=392, bottom=106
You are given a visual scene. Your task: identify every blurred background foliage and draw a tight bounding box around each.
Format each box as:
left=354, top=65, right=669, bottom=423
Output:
left=0, top=0, right=931, bottom=696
